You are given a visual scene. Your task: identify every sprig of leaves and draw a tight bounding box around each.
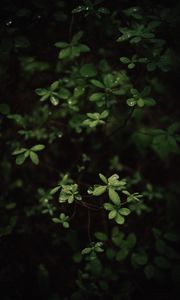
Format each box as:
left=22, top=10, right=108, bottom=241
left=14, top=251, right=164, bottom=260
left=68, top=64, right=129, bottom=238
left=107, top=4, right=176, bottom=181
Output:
left=52, top=213, right=70, bottom=228
left=81, top=242, right=104, bottom=260
left=82, top=110, right=109, bottom=128
left=55, top=31, right=90, bottom=60
left=12, top=144, right=45, bottom=165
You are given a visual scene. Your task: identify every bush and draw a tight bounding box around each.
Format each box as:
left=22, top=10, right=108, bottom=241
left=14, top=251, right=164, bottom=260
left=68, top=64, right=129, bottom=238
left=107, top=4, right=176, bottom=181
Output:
left=0, top=0, right=180, bottom=299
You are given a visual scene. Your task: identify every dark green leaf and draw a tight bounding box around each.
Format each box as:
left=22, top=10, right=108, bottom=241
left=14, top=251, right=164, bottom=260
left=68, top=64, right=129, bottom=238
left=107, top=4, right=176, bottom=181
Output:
left=30, top=151, right=39, bottom=165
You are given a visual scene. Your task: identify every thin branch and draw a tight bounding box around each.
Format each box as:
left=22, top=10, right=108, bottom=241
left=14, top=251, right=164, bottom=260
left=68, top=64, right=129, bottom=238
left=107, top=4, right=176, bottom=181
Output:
left=68, top=14, right=75, bottom=42
left=69, top=203, right=77, bottom=220
left=87, top=208, right=92, bottom=242
left=107, top=107, right=135, bottom=138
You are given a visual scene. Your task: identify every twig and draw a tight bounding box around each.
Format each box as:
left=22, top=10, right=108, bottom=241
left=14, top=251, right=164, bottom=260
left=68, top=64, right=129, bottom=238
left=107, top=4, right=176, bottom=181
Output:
left=69, top=203, right=77, bottom=220
left=87, top=208, right=92, bottom=242
left=107, top=107, right=135, bottom=138
left=68, top=14, right=75, bottom=42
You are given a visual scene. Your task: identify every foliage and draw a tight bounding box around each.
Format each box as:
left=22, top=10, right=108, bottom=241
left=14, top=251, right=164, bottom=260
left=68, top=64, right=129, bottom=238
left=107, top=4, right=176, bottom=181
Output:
left=0, top=0, right=180, bottom=299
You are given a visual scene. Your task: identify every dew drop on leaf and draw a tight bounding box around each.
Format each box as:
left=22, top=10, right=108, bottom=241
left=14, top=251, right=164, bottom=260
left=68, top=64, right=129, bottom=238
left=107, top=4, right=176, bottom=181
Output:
left=6, top=20, right=13, bottom=26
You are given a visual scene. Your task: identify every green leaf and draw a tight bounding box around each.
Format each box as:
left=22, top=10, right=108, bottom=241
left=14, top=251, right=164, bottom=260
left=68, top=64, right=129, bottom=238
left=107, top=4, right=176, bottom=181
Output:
left=78, top=44, right=90, bottom=52
left=14, top=36, right=30, bottom=48
left=63, top=221, right=70, bottom=228
left=94, top=232, right=108, bottom=241
left=72, top=31, right=83, bottom=43
left=24, top=150, right=30, bottom=158
left=147, top=62, right=156, bottom=71
left=106, top=248, right=116, bottom=259
left=137, top=98, right=144, bottom=107
left=16, top=154, right=26, bottom=165
left=12, top=148, right=27, bottom=155
left=164, top=232, right=179, bottom=242
left=117, top=34, right=131, bottom=42
left=60, top=213, right=66, bottom=219
left=115, top=214, right=125, bottom=224
left=52, top=218, right=61, bottom=224
left=144, top=264, right=155, bottom=279
left=127, top=98, right=136, bottom=107
left=130, top=36, right=141, bottom=43
left=103, top=203, right=114, bottom=210
left=152, top=227, right=162, bottom=239
left=71, top=46, right=80, bottom=58
left=89, top=93, right=105, bottom=102
left=108, top=174, right=120, bottom=185
left=126, top=233, right=136, bottom=248
left=112, top=230, right=125, bottom=246
left=155, top=239, right=166, bottom=254
left=93, top=185, right=107, bottom=196
left=154, top=256, right=171, bottom=270
left=59, top=47, right=71, bottom=59
left=108, top=210, right=117, bottom=219
left=103, top=74, right=114, bottom=88
left=74, top=86, right=85, bottom=98
left=95, top=246, right=104, bottom=253
left=86, top=112, right=99, bottom=120
left=116, top=248, right=129, bottom=261
left=167, top=136, right=179, bottom=153
left=120, top=57, right=130, bottom=64
left=100, top=110, right=109, bottom=119
left=90, top=79, right=105, bottom=88
left=131, top=252, right=148, bottom=266
left=119, top=208, right=131, bottom=216
left=50, top=81, right=59, bottom=91
left=128, top=63, right=135, bottom=69
left=98, top=7, right=110, bottom=15
left=59, top=88, right=71, bottom=99
left=50, top=95, right=59, bottom=106
left=30, top=151, right=39, bottom=165
left=108, top=188, right=121, bottom=205
left=0, top=103, right=10, bottom=115
left=68, top=195, right=74, bottom=204
left=30, top=144, right=45, bottom=151
left=82, top=247, right=91, bottom=255
left=168, top=123, right=180, bottom=135
left=131, top=88, right=139, bottom=96
left=6, top=202, right=16, bottom=210
left=72, top=5, right=86, bottom=14
left=40, top=92, right=51, bottom=102
left=50, top=186, right=61, bottom=195
left=80, top=64, right=97, bottom=77
left=141, top=86, right=151, bottom=97
left=54, top=42, right=69, bottom=48
left=99, top=173, right=108, bottom=184
left=35, top=88, right=47, bottom=96
left=144, top=98, right=156, bottom=106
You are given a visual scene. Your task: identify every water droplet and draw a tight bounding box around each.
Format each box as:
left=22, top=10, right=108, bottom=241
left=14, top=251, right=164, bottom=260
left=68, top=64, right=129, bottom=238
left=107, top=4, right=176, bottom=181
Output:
left=34, top=14, right=42, bottom=20
left=6, top=20, right=13, bottom=26
left=68, top=100, right=73, bottom=105
left=57, top=132, right=63, bottom=138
